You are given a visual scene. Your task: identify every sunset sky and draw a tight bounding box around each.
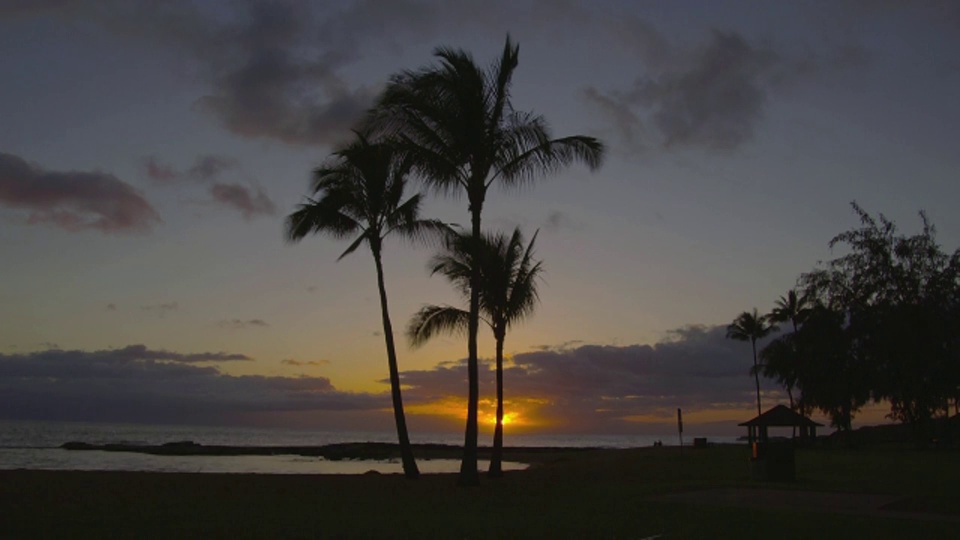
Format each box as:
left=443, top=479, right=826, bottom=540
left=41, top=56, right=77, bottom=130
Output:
left=1, top=1, right=958, bottom=436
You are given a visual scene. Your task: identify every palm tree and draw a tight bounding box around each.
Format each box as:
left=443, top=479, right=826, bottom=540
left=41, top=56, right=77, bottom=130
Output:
left=285, top=133, right=445, bottom=479
left=765, top=289, right=813, bottom=419
left=407, top=228, right=542, bottom=478
left=368, top=36, right=604, bottom=484
left=727, top=308, right=778, bottom=416
left=770, top=289, right=813, bottom=334
left=756, top=335, right=799, bottom=409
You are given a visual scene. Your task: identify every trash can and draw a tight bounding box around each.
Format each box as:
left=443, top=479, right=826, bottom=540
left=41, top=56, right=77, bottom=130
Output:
left=749, top=441, right=795, bottom=482
left=764, top=441, right=795, bottom=481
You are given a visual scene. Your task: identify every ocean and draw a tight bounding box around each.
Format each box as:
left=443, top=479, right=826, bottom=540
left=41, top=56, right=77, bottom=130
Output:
left=0, top=420, right=738, bottom=475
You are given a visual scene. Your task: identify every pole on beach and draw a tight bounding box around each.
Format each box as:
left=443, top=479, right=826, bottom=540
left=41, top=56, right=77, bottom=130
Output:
left=677, top=408, right=683, bottom=456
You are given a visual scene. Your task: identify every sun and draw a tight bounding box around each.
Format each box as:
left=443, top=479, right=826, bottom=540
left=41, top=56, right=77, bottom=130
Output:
left=484, top=411, right=519, bottom=426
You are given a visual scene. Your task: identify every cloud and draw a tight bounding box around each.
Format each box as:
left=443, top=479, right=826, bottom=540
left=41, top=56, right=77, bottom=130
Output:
left=210, top=183, right=276, bottom=219
left=0, top=328, right=788, bottom=432
left=142, top=155, right=274, bottom=219
left=142, top=154, right=238, bottom=185
left=399, top=325, right=783, bottom=433
left=281, top=358, right=330, bottom=367
left=585, top=30, right=810, bottom=152
left=105, top=303, right=117, bottom=311
left=190, top=1, right=378, bottom=146
left=542, top=210, right=580, bottom=233
left=0, top=344, right=251, bottom=368
left=141, top=302, right=178, bottom=317
left=0, top=344, right=384, bottom=426
left=1, top=1, right=540, bottom=148
left=0, top=151, right=160, bottom=233
left=218, top=319, right=269, bottom=330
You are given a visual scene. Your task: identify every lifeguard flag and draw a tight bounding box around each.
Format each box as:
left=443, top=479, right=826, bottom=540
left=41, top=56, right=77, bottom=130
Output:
left=677, top=408, right=683, bottom=433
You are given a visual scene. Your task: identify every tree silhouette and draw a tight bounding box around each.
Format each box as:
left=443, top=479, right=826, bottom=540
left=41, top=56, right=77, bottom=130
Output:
left=285, top=133, right=445, bottom=479
left=368, top=36, right=604, bottom=484
left=770, top=289, right=813, bottom=334
left=790, top=305, right=869, bottom=431
left=761, top=289, right=814, bottom=414
left=407, top=228, right=542, bottom=478
left=801, top=203, right=960, bottom=434
left=756, top=334, right=799, bottom=410
left=727, top=308, right=778, bottom=416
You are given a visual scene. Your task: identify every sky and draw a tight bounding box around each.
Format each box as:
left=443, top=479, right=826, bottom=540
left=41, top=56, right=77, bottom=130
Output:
left=1, top=0, right=958, bottom=437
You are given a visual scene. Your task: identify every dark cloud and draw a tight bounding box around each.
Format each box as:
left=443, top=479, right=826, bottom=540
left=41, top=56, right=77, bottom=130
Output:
left=142, top=156, right=179, bottom=184
left=0, top=345, right=384, bottom=425
left=210, top=183, right=276, bottom=219
left=105, top=303, right=117, bottom=311
left=142, top=154, right=274, bottom=219
left=400, top=325, right=783, bottom=433
left=0, top=151, right=160, bottom=234
left=0, top=345, right=250, bottom=369
left=142, top=154, right=238, bottom=185
left=639, top=32, right=782, bottom=150
left=177, top=0, right=377, bottom=146
left=281, top=358, right=330, bottom=367
left=0, top=1, right=527, bottom=147
left=218, top=318, right=269, bottom=330
left=140, top=302, right=178, bottom=317
left=189, top=155, right=238, bottom=181
left=585, top=30, right=809, bottom=152
left=543, top=210, right=579, bottom=233
left=532, top=340, right=584, bottom=352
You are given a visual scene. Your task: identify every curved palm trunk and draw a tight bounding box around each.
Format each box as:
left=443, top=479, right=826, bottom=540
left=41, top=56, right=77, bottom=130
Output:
left=373, top=250, right=419, bottom=479
left=459, top=202, right=482, bottom=486
left=751, top=338, right=762, bottom=416
left=488, top=332, right=505, bottom=478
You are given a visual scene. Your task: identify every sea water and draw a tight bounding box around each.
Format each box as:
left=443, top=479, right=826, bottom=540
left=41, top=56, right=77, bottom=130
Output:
left=0, top=420, right=738, bottom=474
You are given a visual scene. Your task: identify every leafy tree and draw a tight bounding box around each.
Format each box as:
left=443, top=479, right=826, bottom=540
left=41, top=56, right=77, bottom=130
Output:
left=285, top=133, right=446, bottom=479
left=802, top=203, right=960, bottom=433
left=790, top=305, right=870, bottom=431
left=407, top=228, right=542, bottom=478
left=727, top=309, right=778, bottom=416
left=801, top=203, right=960, bottom=436
left=368, top=37, right=604, bottom=484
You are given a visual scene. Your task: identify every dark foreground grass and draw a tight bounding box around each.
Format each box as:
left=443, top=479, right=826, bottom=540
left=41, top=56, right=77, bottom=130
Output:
left=1, top=445, right=956, bottom=539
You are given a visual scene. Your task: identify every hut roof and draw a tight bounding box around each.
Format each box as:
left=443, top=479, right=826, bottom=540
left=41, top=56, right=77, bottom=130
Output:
left=738, top=405, right=824, bottom=427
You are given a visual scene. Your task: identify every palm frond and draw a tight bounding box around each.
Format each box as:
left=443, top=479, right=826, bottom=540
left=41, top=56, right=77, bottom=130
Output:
left=494, top=134, right=605, bottom=187
left=285, top=198, right=362, bottom=243
left=407, top=305, right=470, bottom=348
left=727, top=308, right=778, bottom=341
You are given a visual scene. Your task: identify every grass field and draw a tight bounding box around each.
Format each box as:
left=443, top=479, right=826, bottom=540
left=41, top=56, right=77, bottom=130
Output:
left=1, top=445, right=957, bottom=538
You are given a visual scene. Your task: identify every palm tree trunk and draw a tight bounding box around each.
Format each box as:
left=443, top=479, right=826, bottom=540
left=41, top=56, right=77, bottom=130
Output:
left=373, top=250, right=419, bottom=479
left=791, top=319, right=798, bottom=437
left=459, top=201, right=482, bottom=486
left=488, top=332, right=505, bottom=478
left=751, top=338, right=762, bottom=416
left=787, top=386, right=796, bottom=438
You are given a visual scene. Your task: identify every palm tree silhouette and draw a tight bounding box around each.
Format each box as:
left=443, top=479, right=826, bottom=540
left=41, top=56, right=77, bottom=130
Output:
left=770, top=289, right=813, bottom=334
left=764, top=289, right=813, bottom=416
left=285, top=133, right=446, bottom=479
left=727, top=308, right=778, bottom=416
left=757, top=335, right=799, bottom=410
left=407, top=228, right=542, bottom=478
left=368, top=36, right=604, bottom=484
